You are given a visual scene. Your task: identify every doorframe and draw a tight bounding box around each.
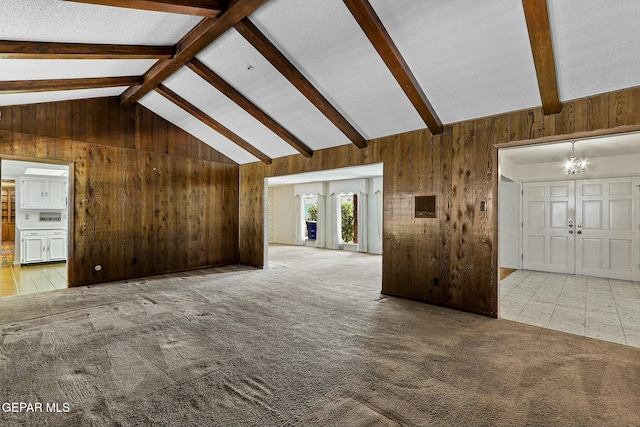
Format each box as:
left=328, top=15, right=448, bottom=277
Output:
left=262, top=164, right=384, bottom=268
left=518, top=180, right=523, bottom=270
left=263, top=177, right=269, bottom=269
left=0, top=154, right=74, bottom=287
left=494, top=126, right=640, bottom=317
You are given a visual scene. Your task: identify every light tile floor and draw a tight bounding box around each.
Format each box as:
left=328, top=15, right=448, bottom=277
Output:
left=500, top=270, right=640, bottom=348
left=0, top=262, right=67, bottom=297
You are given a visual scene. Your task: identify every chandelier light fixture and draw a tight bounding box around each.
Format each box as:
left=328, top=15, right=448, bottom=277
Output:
left=564, top=141, right=587, bottom=176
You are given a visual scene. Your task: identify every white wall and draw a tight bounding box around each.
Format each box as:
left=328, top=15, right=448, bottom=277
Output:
left=270, top=184, right=295, bottom=244
left=294, top=182, right=324, bottom=196
left=329, top=178, right=367, bottom=195
left=499, top=156, right=518, bottom=182
left=499, top=177, right=519, bottom=269
left=267, top=187, right=273, bottom=242
left=367, top=177, right=383, bottom=254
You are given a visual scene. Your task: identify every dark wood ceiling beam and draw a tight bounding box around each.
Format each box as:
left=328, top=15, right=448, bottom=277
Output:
left=155, top=84, right=272, bottom=164
left=344, top=0, right=443, bottom=135
left=0, top=40, right=175, bottom=60
left=120, top=0, right=269, bottom=106
left=63, top=0, right=228, bottom=17
left=0, top=76, right=143, bottom=93
left=187, top=58, right=313, bottom=158
left=234, top=18, right=368, bottom=149
left=522, top=0, right=561, bottom=114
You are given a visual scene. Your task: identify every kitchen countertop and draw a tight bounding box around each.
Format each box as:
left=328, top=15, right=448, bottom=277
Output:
left=17, top=226, right=68, bottom=231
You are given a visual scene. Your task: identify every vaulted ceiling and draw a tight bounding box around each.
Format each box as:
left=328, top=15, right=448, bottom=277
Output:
left=1, top=0, right=639, bottom=165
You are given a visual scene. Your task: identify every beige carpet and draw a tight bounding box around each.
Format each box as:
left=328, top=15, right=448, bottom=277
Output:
left=0, top=244, right=639, bottom=426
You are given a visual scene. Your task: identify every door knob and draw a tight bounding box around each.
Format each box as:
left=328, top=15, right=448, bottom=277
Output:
left=569, top=230, right=574, bottom=234
left=577, top=230, right=582, bottom=234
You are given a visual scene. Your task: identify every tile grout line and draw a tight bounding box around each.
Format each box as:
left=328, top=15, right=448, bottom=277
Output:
left=4, top=262, right=68, bottom=297
left=547, top=275, right=569, bottom=330
left=10, top=264, right=19, bottom=296
left=609, top=280, right=629, bottom=345
left=501, top=271, right=639, bottom=348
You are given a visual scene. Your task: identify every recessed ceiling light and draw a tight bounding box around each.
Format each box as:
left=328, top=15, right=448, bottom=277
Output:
left=24, top=168, right=67, bottom=177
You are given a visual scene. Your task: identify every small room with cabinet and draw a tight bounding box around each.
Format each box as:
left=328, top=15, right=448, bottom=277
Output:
left=0, top=159, right=69, bottom=297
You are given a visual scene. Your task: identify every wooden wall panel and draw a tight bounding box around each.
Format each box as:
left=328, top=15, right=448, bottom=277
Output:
left=438, top=131, right=452, bottom=303
left=0, top=97, right=239, bottom=287
left=239, top=85, right=640, bottom=317
left=3, top=97, right=232, bottom=164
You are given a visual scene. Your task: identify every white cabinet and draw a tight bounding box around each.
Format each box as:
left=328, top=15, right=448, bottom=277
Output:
left=20, top=177, right=67, bottom=209
left=47, top=230, right=67, bottom=261
left=21, top=179, right=45, bottom=209
left=21, top=230, right=47, bottom=263
left=46, top=180, right=67, bottom=209
left=20, top=229, right=67, bottom=264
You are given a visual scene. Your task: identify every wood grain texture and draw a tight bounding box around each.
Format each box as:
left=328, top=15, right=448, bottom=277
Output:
left=238, top=85, right=640, bottom=318
left=0, top=40, right=175, bottom=59
left=187, top=58, right=313, bottom=158
left=155, top=84, right=272, bottom=164
left=0, top=76, right=143, bottom=93
left=0, top=97, right=239, bottom=287
left=120, top=0, right=269, bottom=105
left=522, top=0, right=561, bottom=114
left=4, top=97, right=232, bottom=164
left=343, top=0, right=442, bottom=135
left=234, top=18, right=367, bottom=149
left=63, top=0, right=228, bottom=17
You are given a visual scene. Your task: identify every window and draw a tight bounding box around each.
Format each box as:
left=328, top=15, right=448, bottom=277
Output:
left=303, top=195, right=317, bottom=239
left=339, top=193, right=357, bottom=244
left=304, top=195, right=317, bottom=221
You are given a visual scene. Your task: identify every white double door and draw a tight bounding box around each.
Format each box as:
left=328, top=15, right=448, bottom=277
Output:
left=522, top=177, right=640, bottom=280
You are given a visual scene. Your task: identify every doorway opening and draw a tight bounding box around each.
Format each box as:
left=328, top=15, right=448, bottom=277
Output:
left=264, top=163, right=383, bottom=270
left=498, top=133, right=640, bottom=348
left=0, top=159, right=70, bottom=298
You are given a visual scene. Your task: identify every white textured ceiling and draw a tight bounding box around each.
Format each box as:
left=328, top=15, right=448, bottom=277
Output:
left=0, top=87, right=130, bottom=107
left=138, top=91, right=259, bottom=164
left=2, top=159, right=68, bottom=178
left=163, top=66, right=298, bottom=159
left=370, top=0, right=541, bottom=124
left=250, top=0, right=424, bottom=139
left=500, top=132, right=640, bottom=165
left=0, top=59, right=156, bottom=80
left=548, top=0, right=640, bottom=101
left=2, top=0, right=640, bottom=164
left=268, top=163, right=383, bottom=187
left=195, top=28, right=354, bottom=151
left=0, top=0, right=201, bottom=45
